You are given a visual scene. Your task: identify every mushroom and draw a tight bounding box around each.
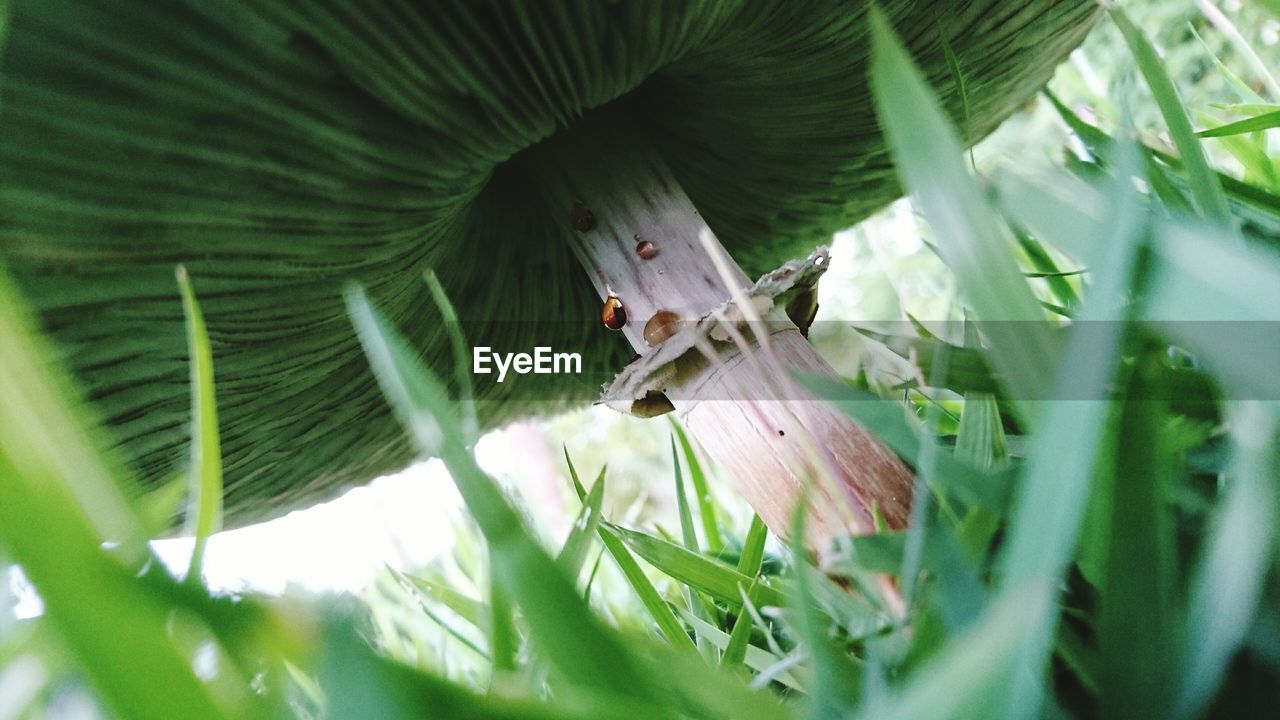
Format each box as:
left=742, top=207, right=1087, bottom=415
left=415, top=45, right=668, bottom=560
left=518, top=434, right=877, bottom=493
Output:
left=0, top=2, right=1099, bottom=543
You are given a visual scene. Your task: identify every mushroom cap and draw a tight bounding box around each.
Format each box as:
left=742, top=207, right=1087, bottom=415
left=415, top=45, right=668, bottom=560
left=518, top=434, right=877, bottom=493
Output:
left=0, top=1, right=1097, bottom=526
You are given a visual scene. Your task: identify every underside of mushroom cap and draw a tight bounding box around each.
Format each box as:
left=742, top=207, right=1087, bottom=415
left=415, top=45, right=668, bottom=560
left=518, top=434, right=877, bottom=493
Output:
left=0, top=0, right=1098, bottom=526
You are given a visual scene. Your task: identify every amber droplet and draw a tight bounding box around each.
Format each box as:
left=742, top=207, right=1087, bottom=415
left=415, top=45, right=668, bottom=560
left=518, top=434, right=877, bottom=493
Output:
left=602, top=294, right=627, bottom=330
left=569, top=200, right=596, bottom=232
left=643, top=309, right=681, bottom=346
left=634, top=237, right=658, bottom=260
left=631, top=391, right=675, bottom=418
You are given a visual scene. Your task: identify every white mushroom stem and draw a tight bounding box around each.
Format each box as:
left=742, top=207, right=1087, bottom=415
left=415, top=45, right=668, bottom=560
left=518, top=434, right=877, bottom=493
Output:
left=539, top=129, right=914, bottom=550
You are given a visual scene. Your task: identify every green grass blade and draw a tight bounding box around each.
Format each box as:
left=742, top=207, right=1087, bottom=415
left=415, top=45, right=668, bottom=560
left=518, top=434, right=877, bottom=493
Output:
left=938, top=25, right=974, bottom=169
left=674, top=607, right=802, bottom=690
left=596, top=526, right=697, bottom=653
left=315, top=619, right=652, bottom=720
left=0, top=270, right=238, bottom=720
left=1197, top=110, right=1280, bottom=138
left=722, top=516, right=768, bottom=669
left=669, top=435, right=717, bottom=658
left=735, top=515, right=768, bottom=580
left=670, top=419, right=723, bottom=553
left=671, top=436, right=700, bottom=554
left=176, top=266, right=223, bottom=586
left=1174, top=403, right=1278, bottom=720
left=423, top=268, right=479, bottom=445
left=556, top=468, right=605, bottom=583
left=398, top=571, right=487, bottom=629
left=345, top=285, right=652, bottom=700
left=607, top=525, right=792, bottom=610
left=868, top=8, right=1056, bottom=416
left=1108, top=5, right=1233, bottom=226
left=563, top=446, right=588, bottom=501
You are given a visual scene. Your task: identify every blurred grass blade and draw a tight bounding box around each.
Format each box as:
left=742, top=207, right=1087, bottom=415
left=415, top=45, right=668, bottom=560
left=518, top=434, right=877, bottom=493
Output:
left=398, top=571, right=486, bottom=629
left=1175, top=403, right=1278, bottom=720
left=0, top=270, right=238, bottom=719
left=671, top=419, right=723, bottom=553
left=1193, top=0, right=1280, bottom=99
left=1099, top=360, right=1176, bottom=719
left=1108, top=5, right=1232, bottom=227
left=1015, top=229, right=1081, bottom=309
left=995, top=145, right=1147, bottom=718
left=345, top=285, right=652, bottom=700
left=423, top=268, right=479, bottom=445
left=488, top=570, right=517, bottom=673
left=176, top=266, right=223, bottom=585
left=1196, top=110, right=1280, bottom=138
left=556, top=468, right=605, bottom=583
left=1141, top=222, right=1280, bottom=401
left=869, top=8, right=1056, bottom=415
left=861, top=585, right=1051, bottom=720
left=938, top=26, right=974, bottom=169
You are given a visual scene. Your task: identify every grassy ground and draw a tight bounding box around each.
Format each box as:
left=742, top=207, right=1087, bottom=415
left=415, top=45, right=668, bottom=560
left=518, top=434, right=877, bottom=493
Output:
left=3, top=4, right=1280, bottom=719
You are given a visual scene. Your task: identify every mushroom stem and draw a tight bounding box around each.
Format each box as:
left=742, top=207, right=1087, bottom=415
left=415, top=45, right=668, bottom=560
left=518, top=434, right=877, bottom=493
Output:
left=537, top=127, right=914, bottom=550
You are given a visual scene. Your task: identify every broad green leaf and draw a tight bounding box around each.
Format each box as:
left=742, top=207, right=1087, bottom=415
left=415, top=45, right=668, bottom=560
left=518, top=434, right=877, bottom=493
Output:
left=176, top=266, right=223, bottom=586
left=488, top=567, right=517, bottom=673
